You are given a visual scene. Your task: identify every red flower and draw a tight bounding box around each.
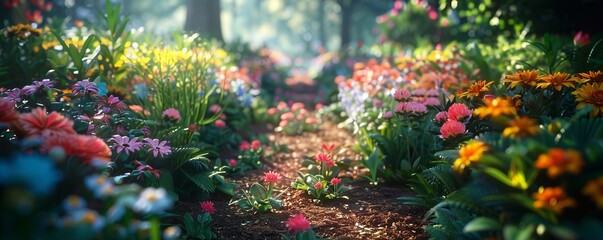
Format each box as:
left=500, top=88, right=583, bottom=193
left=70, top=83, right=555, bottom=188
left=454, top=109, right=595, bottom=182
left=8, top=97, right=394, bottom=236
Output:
left=251, top=140, right=261, bottom=150
left=0, top=98, right=18, bottom=126
left=239, top=140, right=250, bottom=151
left=574, top=31, right=590, bottom=47
left=228, top=159, right=237, bottom=167
left=42, top=132, right=111, bottom=163
left=215, top=119, right=226, bottom=128
left=440, top=120, right=466, bottom=139
left=447, top=103, right=472, bottom=121
left=330, top=178, right=341, bottom=185
left=25, top=10, right=43, bottom=23
left=199, top=201, right=215, bottom=214
left=286, top=214, right=311, bottom=233
left=314, top=182, right=323, bottom=189
left=18, top=108, right=76, bottom=137
left=263, top=171, right=282, bottom=184
left=321, top=143, right=335, bottom=152
left=315, top=152, right=332, bottom=163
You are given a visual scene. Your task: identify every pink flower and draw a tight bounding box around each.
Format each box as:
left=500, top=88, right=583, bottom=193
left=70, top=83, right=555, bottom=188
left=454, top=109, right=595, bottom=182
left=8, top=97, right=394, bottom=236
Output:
left=393, top=89, right=411, bottom=101
left=383, top=111, right=394, bottom=119
left=433, top=111, right=448, bottom=125
left=315, top=103, right=323, bottom=110
left=143, top=138, right=172, bottom=157
left=447, top=103, right=472, bottom=121
left=162, top=108, right=181, bottom=122
left=314, top=182, right=323, bottom=189
left=214, top=119, right=226, bottom=128
left=396, top=101, right=428, bottom=114
left=411, top=88, right=426, bottom=96
left=209, top=104, right=222, bottom=113
left=426, top=89, right=439, bottom=97
left=110, top=135, right=143, bottom=155
left=228, top=159, right=237, bottom=167
left=280, top=112, right=295, bottom=121
left=291, top=102, right=305, bottom=112
left=251, top=140, right=261, bottom=150
left=305, top=117, right=317, bottom=124
left=330, top=178, right=341, bottom=185
left=315, top=153, right=332, bottom=163
left=267, top=107, right=278, bottom=115
left=263, top=171, right=282, bottom=184
left=574, top=31, right=590, bottom=47
left=277, top=101, right=288, bottom=111
left=187, top=124, right=198, bottom=132
left=423, top=97, right=440, bottom=106
left=286, top=214, right=311, bottom=233
left=239, top=141, right=250, bottom=151
left=325, top=160, right=335, bottom=168
left=440, top=120, right=466, bottom=139
left=199, top=201, right=215, bottom=214
left=279, top=120, right=288, bottom=127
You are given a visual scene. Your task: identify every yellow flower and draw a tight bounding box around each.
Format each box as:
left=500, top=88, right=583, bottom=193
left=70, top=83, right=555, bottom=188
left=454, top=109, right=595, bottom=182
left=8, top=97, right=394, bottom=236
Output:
left=582, top=177, right=603, bottom=209
left=532, top=187, right=576, bottom=214
left=474, top=97, right=517, bottom=119
left=453, top=142, right=489, bottom=174
left=576, top=71, right=603, bottom=84
left=534, top=148, right=584, bottom=178
left=502, top=116, right=540, bottom=138
left=503, top=70, right=540, bottom=89
left=458, top=80, right=493, bottom=99
left=537, top=72, right=578, bottom=91
left=573, top=83, right=603, bottom=117
left=3, top=24, right=42, bottom=40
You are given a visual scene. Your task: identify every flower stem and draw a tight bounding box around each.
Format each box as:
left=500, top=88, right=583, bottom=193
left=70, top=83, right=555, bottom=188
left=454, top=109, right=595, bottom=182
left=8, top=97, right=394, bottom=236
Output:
left=150, top=216, right=160, bottom=240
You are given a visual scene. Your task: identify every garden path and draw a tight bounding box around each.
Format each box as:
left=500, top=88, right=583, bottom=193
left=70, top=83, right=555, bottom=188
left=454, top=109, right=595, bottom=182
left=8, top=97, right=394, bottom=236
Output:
left=178, top=120, right=428, bottom=239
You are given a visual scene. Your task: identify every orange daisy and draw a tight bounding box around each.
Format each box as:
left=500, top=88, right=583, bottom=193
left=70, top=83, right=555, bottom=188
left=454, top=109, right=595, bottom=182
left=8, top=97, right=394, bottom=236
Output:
left=532, top=187, right=576, bottom=214
left=502, top=116, right=540, bottom=138
left=537, top=72, right=578, bottom=91
left=453, top=141, right=489, bottom=174
left=576, top=71, right=603, bottom=84
left=458, top=80, right=493, bottom=99
left=573, top=82, right=603, bottom=117
left=474, top=97, right=517, bottom=119
left=17, top=108, right=76, bottom=137
left=534, top=148, right=584, bottom=178
left=582, top=177, right=603, bottom=209
left=503, top=70, right=540, bottom=89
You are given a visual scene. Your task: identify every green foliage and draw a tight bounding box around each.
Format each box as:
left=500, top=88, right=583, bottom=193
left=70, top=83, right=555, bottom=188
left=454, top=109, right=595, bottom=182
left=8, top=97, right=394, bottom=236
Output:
left=230, top=182, right=286, bottom=213
left=181, top=212, right=217, bottom=239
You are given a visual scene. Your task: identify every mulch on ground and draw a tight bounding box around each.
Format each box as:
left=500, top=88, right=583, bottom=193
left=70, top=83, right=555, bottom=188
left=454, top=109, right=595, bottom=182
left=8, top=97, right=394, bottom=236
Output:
left=177, top=120, right=428, bottom=240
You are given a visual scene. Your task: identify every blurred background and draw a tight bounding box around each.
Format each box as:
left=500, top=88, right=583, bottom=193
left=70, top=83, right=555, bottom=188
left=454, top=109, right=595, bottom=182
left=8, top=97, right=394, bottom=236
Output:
left=2, top=0, right=602, bottom=64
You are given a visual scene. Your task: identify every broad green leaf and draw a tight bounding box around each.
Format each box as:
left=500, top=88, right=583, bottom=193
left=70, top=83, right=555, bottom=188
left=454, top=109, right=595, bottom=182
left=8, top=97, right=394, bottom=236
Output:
left=463, top=217, right=502, bottom=233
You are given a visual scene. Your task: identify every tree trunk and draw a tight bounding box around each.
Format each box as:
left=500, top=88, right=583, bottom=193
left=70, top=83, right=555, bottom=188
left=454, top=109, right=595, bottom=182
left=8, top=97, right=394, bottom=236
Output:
left=184, top=0, right=224, bottom=42
left=318, top=0, right=326, bottom=50
left=338, top=0, right=355, bottom=49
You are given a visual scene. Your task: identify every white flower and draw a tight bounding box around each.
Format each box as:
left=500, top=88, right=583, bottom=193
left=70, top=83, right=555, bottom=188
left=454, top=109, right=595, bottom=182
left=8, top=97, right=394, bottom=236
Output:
left=163, top=226, right=181, bottom=240
left=85, top=174, right=114, bottom=198
left=133, top=187, right=173, bottom=214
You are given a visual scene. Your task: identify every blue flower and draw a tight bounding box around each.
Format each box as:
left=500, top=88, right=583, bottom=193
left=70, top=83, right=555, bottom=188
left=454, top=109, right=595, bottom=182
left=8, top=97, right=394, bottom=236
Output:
left=0, top=154, right=62, bottom=195
left=96, top=82, right=109, bottom=96
left=133, top=83, right=148, bottom=99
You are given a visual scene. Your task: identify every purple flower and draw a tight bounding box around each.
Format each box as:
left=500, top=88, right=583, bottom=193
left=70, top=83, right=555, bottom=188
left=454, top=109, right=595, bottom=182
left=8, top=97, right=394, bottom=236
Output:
left=110, top=135, right=143, bottom=155
left=72, top=79, right=99, bottom=96
left=97, top=95, right=127, bottom=113
left=144, top=138, right=172, bottom=158
left=22, top=79, right=56, bottom=96
left=4, top=88, right=22, bottom=102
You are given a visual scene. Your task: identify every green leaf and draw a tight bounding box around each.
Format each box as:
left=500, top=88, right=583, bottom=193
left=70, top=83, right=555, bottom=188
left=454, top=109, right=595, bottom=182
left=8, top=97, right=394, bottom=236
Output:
left=249, top=183, right=269, bottom=200
left=483, top=168, right=514, bottom=187
left=463, top=217, right=502, bottom=233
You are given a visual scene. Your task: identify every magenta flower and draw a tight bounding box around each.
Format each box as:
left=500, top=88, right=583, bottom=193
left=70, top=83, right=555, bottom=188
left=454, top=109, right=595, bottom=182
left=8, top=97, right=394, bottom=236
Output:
left=110, top=135, right=143, bottom=155
left=251, top=140, right=261, bottom=150
left=315, top=153, right=332, bottom=163
left=383, top=111, right=394, bottom=119
left=144, top=138, right=172, bottom=157
left=228, top=159, right=237, bottom=167
left=433, top=111, right=448, bottom=126
left=440, top=120, right=466, bottom=139
left=72, top=79, right=99, bottom=96
left=423, top=97, right=440, bottom=106
left=97, top=95, right=127, bottom=113
left=330, top=178, right=341, bottom=185
left=574, top=31, right=590, bottom=47
left=199, top=201, right=215, bottom=214
left=314, top=182, right=323, bottom=189
left=209, top=104, right=222, bottom=113
left=22, top=79, right=55, bottom=96
left=447, top=103, right=472, bottom=121
left=214, top=119, right=226, bottom=128
left=5, top=88, right=22, bottom=102
left=393, top=89, right=411, bottom=101
left=426, top=89, right=440, bottom=97
left=396, top=101, right=427, bottom=114
left=411, top=88, right=426, bottom=96
left=239, top=140, right=250, bottom=151
left=286, top=214, right=311, bottom=233
left=162, top=108, right=181, bottom=122
left=263, top=171, right=282, bottom=184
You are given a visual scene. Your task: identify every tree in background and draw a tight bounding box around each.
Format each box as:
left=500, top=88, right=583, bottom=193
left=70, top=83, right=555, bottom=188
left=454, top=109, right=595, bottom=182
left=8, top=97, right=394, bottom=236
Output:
left=184, top=0, right=223, bottom=41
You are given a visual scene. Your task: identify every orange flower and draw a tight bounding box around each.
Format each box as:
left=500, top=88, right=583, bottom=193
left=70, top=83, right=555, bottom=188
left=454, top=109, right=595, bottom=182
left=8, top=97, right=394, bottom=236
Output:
left=582, top=177, right=603, bottom=209
left=572, top=82, right=603, bottom=117
left=503, top=70, right=539, bottom=89
left=458, top=80, right=493, bottom=99
left=576, top=71, right=603, bottom=84
left=474, top=97, right=517, bottom=119
left=502, top=116, right=540, bottom=138
left=0, top=98, right=19, bottom=126
left=534, top=148, right=583, bottom=178
left=17, top=108, right=76, bottom=137
left=453, top=141, right=489, bottom=174
left=42, top=132, right=111, bottom=163
left=532, top=187, right=576, bottom=214
left=537, top=72, right=578, bottom=91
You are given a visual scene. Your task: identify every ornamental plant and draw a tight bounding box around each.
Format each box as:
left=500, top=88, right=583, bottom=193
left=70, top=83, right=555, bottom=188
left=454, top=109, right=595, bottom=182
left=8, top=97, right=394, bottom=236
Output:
left=230, top=171, right=286, bottom=212
left=236, top=139, right=264, bottom=170
left=292, top=145, right=349, bottom=202
left=280, top=214, right=325, bottom=240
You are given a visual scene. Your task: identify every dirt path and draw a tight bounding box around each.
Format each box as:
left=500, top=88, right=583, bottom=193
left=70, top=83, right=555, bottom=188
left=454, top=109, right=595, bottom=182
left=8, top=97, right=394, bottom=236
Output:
left=177, top=121, right=428, bottom=239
